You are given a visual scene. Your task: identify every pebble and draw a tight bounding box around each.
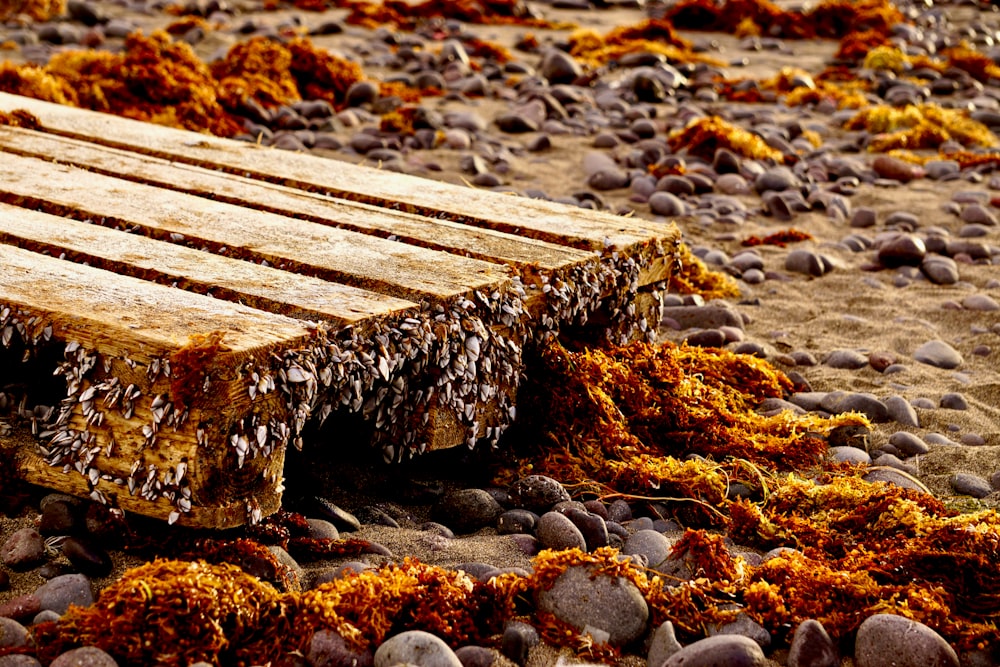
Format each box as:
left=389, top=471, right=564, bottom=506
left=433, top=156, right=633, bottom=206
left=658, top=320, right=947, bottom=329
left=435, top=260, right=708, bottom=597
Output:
left=374, top=630, right=462, bottom=667
left=877, top=234, right=926, bottom=267
left=660, top=304, right=744, bottom=330
left=871, top=155, right=924, bottom=182
left=434, top=489, right=502, bottom=534
left=785, top=249, right=829, bottom=277
left=454, top=646, right=494, bottom=667
left=648, top=191, right=688, bottom=216
left=538, top=50, right=582, bottom=84
left=921, top=256, right=960, bottom=285
left=35, top=574, right=94, bottom=614
left=850, top=207, right=878, bottom=228
left=754, top=167, right=799, bottom=193
left=648, top=621, right=683, bottom=667
left=950, top=473, right=993, bottom=498
left=0, top=618, right=29, bottom=648
left=871, top=453, right=917, bottom=475
left=501, top=621, right=539, bottom=665
left=912, top=340, right=963, bottom=369
left=308, top=629, right=374, bottom=667
left=623, top=530, right=674, bottom=569
left=884, top=397, right=920, bottom=428
left=562, top=508, right=609, bottom=551
left=963, top=294, right=1000, bottom=311
left=707, top=607, right=771, bottom=649
left=497, top=510, right=538, bottom=535
left=830, top=446, right=871, bottom=465
left=939, top=393, right=968, bottom=410
left=61, top=537, right=113, bottom=578
left=49, top=647, right=119, bottom=667
left=787, top=619, right=838, bottom=667
left=854, top=614, right=958, bottom=667
left=1, top=528, right=46, bottom=570
left=536, top=564, right=649, bottom=646
left=509, top=475, right=571, bottom=513
left=536, top=511, right=587, bottom=551
left=862, top=468, right=927, bottom=493
left=0, top=656, right=42, bottom=667
left=663, top=635, right=766, bottom=667
left=960, top=203, right=998, bottom=226
left=823, top=349, right=869, bottom=370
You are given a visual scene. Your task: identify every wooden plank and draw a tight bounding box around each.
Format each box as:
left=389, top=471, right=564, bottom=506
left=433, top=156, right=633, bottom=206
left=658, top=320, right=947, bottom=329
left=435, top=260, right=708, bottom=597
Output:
left=0, top=202, right=419, bottom=326
left=0, top=151, right=514, bottom=304
left=0, top=125, right=600, bottom=276
left=0, top=244, right=319, bottom=527
left=0, top=92, right=675, bottom=284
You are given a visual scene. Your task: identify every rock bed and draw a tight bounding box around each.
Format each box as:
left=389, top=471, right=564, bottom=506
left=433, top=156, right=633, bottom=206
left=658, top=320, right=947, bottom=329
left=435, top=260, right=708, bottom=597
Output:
left=2, top=0, right=1000, bottom=665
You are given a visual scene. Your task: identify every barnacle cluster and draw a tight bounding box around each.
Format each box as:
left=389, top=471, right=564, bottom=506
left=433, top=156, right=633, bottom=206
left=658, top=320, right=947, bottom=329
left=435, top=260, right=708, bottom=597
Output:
left=846, top=103, right=999, bottom=152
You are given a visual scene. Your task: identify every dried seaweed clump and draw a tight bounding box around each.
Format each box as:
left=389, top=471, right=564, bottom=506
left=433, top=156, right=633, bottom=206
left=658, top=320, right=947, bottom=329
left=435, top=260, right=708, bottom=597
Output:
left=670, top=243, right=740, bottom=299
left=506, top=338, right=868, bottom=524
left=335, top=0, right=569, bottom=30
left=294, top=558, right=508, bottom=652
left=568, top=19, right=719, bottom=69
left=741, top=228, right=813, bottom=247
left=732, top=473, right=1000, bottom=649
left=0, top=0, right=65, bottom=21
left=663, top=0, right=903, bottom=41
left=35, top=559, right=288, bottom=666
left=846, top=103, right=999, bottom=152
left=211, top=36, right=364, bottom=111
left=667, top=116, right=784, bottom=164
left=0, top=108, right=40, bottom=129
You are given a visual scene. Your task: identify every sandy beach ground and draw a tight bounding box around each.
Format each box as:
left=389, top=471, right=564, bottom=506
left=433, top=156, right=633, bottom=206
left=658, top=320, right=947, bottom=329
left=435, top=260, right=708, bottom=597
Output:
left=1, top=0, right=1000, bottom=664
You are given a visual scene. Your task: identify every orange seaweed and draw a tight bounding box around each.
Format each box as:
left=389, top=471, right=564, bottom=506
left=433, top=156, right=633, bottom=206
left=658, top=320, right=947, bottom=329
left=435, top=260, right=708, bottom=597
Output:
left=741, top=228, right=813, bottom=247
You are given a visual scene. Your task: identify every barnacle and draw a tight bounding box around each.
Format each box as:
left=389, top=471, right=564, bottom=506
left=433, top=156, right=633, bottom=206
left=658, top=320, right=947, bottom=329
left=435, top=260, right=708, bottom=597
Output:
left=667, top=116, right=785, bottom=164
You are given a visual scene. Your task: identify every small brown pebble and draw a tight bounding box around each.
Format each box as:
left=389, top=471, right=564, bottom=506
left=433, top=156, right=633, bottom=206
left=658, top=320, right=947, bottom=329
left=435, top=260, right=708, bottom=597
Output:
left=868, top=351, right=896, bottom=372
left=872, top=155, right=925, bottom=182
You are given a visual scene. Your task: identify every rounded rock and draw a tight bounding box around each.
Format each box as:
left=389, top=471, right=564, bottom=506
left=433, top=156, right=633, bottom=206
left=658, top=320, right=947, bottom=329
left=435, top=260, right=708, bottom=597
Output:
left=501, top=621, right=538, bottom=665
left=49, top=647, right=119, bottom=667
left=855, top=614, right=958, bottom=667
left=374, top=630, right=462, bottom=667
left=308, top=629, right=374, bottom=667
left=1, top=528, right=46, bottom=570
left=433, top=489, right=502, bottom=534
left=877, top=234, right=926, bottom=267
left=788, top=619, right=837, bottom=667
left=663, top=635, right=766, bottom=667
left=884, top=398, right=920, bottom=428
left=921, top=257, right=959, bottom=285
left=913, top=340, right=963, bottom=369
left=785, top=249, right=827, bottom=277
left=536, top=512, right=587, bottom=551
left=509, top=475, right=570, bottom=513
left=623, top=530, right=674, bottom=569
left=536, top=564, right=649, bottom=646
left=950, top=473, right=992, bottom=498
left=35, top=574, right=94, bottom=614
left=0, top=618, right=29, bottom=648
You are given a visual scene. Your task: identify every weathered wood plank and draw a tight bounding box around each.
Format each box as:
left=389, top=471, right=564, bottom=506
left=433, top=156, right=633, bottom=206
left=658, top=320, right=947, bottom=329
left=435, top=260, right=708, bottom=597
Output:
left=0, top=244, right=320, bottom=526
left=0, top=151, right=514, bottom=304
left=0, top=92, right=675, bottom=284
left=0, top=125, right=600, bottom=276
left=0, top=202, right=419, bottom=326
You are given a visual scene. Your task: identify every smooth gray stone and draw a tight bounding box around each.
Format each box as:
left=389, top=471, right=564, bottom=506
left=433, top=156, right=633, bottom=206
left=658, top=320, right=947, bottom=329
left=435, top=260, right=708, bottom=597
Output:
left=939, top=393, right=968, bottom=410
left=855, top=614, right=959, bottom=667
left=884, top=397, right=920, bottom=427
left=920, top=256, right=959, bottom=285
left=35, top=574, right=93, bottom=615
left=308, top=629, right=375, bottom=667
left=374, top=630, right=462, bottom=667
left=888, top=431, right=929, bottom=455
left=788, top=619, right=838, bottom=667
left=306, top=518, right=340, bottom=540
left=648, top=621, right=683, bottom=667
left=649, top=191, right=688, bottom=216
left=434, top=489, right=502, bottom=534
left=49, top=647, right=118, bottom=667
left=863, top=468, right=926, bottom=493
left=835, top=393, right=889, bottom=422
left=925, top=433, right=960, bottom=446
left=785, top=249, right=826, bottom=277
left=707, top=608, right=771, bottom=649
left=962, top=294, right=1000, bottom=311
left=788, top=392, right=828, bottom=412
left=913, top=340, right=963, bottom=369
left=536, top=512, right=587, bottom=552
left=660, top=305, right=744, bottom=331
left=0, top=656, right=43, bottom=667
left=830, top=446, right=872, bottom=465
left=950, top=473, right=993, bottom=498
left=536, top=564, right=649, bottom=646
left=623, top=530, right=674, bottom=569
left=824, top=349, right=869, bottom=369
left=501, top=621, right=538, bottom=665
left=0, top=618, right=29, bottom=648
left=877, top=234, right=926, bottom=267
left=509, top=475, right=570, bottom=513
left=664, top=635, right=766, bottom=667
left=871, top=453, right=917, bottom=475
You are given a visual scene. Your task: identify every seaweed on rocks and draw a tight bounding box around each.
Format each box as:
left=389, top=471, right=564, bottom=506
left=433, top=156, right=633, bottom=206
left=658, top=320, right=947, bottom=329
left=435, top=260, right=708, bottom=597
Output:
left=846, top=104, right=999, bottom=153
left=741, top=228, right=813, bottom=247
left=668, top=116, right=785, bottom=164
left=671, top=243, right=740, bottom=300
left=0, top=0, right=64, bottom=22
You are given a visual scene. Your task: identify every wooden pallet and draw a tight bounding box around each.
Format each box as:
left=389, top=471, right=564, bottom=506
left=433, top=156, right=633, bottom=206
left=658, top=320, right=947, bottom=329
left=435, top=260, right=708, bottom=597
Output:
left=0, top=92, right=679, bottom=527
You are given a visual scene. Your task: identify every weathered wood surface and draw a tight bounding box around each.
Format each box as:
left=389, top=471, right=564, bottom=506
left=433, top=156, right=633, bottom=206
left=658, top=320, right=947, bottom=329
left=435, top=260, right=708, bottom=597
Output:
left=0, top=92, right=680, bottom=527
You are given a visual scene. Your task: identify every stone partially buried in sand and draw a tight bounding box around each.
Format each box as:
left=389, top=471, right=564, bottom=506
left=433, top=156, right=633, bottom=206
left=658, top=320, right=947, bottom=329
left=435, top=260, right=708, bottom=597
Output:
left=854, top=614, right=958, bottom=667
left=913, top=340, right=963, bottom=369
left=536, top=563, right=649, bottom=646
